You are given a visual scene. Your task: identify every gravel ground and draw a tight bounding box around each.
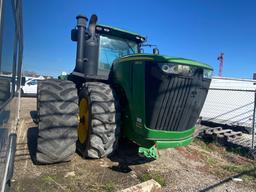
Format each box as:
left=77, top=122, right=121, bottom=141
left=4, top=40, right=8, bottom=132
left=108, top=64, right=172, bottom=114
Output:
left=12, top=97, right=256, bottom=192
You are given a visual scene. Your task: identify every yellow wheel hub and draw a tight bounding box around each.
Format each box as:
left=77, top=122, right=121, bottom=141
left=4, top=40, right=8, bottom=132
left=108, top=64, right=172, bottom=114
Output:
left=78, top=98, right=89, bottom=144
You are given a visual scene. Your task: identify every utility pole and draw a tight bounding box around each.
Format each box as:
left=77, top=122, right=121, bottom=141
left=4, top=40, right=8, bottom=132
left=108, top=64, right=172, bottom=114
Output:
left=217, top=53, right=224, bottom=77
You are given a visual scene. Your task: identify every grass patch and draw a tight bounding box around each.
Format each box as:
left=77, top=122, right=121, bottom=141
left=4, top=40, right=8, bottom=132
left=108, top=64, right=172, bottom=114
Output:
left=221, top=162, right=256, bottom=185
left=226, top=146, right=250, bottom=157
left=206, top=156, right=218, bottom=166
left=137, top=171, right=166, bottom=186
left=223, top=163, right=256, bottom=175
left=101, top=181, right=116, bottom=192
left=42, top=176, right=57, bottom=184
left=193, top=138, right=217, bottom=152
left=196, top=136, right=251, bottom=158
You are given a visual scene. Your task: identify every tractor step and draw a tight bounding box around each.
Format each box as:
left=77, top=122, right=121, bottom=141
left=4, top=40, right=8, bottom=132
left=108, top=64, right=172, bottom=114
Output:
left=138, top=145, right=158, bottom=159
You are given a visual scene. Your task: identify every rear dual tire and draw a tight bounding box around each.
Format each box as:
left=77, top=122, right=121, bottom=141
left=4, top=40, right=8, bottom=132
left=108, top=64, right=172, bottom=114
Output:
left=36, top=79, right=78, bottom=164
left=0, top=78, right=11, bottom=105
left=36, top=80, right=120, bottom=164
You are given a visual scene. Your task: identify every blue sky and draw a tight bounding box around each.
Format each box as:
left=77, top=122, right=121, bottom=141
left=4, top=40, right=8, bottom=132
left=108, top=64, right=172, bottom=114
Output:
left=23, top=0, right=256, bottom=78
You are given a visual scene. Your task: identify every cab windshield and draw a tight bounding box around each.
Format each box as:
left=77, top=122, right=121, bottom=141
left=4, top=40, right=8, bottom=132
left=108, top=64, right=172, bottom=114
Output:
left=98, top=35, right=138, bottom=75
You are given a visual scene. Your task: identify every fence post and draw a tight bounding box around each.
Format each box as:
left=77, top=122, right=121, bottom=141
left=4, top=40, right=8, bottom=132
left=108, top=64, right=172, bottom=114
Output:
left=252, top=73, right=256, bottom=149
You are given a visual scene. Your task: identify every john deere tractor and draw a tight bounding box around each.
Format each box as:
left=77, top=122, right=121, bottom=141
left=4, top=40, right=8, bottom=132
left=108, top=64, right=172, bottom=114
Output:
left=35, top=14, right=212, bottom=164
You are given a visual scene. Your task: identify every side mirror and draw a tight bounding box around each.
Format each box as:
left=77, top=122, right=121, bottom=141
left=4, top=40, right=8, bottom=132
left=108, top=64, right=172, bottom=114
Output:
left=153, top=48, right=159, bottom=55
left=27, top=82, right=31, bottom=86
left=139, top=48, right=144, bottom=53
left=71, top=29, right=78, bottom=41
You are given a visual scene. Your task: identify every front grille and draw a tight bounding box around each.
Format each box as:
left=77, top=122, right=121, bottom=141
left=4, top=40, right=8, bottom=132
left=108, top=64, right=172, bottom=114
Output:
left=145, top=63, right=211, bottom=132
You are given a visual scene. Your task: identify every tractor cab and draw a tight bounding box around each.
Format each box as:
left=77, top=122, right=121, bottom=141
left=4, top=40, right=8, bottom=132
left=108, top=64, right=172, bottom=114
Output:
left=95, top=24, right=145, bottom=77
left=70, top=15, right=146, bottom=81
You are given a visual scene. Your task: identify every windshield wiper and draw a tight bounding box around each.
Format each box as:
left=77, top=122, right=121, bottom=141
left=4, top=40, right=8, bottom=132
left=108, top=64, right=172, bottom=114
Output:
left=125, top=40, right=135, bottom=54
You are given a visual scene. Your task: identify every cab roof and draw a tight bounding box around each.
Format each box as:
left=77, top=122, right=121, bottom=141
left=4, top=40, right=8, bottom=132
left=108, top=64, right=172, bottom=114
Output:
left=96, top=24, right=145, bottom=43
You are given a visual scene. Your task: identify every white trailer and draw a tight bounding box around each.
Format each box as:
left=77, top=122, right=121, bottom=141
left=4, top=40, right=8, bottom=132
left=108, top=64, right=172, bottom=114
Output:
left=200, top=77, right=256, bottom=128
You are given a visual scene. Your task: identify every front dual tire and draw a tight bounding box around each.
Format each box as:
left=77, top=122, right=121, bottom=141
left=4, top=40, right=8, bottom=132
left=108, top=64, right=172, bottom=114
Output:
left=77, top=82, right=120, bottom=159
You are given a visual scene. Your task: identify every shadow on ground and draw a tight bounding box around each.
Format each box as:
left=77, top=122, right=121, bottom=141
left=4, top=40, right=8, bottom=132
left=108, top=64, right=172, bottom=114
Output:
left=27, top=127, right=38, bottom=164
left=27, top=126, right=153, bottom=171
left=27, top=109, right=153, bottom=171
left=30, top=111, right=38, bottom=124
left=108, top=139, right=153, bottom=173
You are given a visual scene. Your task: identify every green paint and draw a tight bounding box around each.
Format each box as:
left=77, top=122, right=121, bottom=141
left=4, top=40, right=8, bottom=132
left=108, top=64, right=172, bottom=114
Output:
left=112, top=53, right=208, bottom=156
left=144, top=127, right=195, bottom=141
left=114, top=54, right=212, bottom=70
left=96, top=24, right=145, bottom=42
left=97, top=24, right=145, bottom=39
left=96, top=25, right=212, bottom=157
left=156, top=137, right=193, bottom=149
left=139, top=145, right=158, bottom=159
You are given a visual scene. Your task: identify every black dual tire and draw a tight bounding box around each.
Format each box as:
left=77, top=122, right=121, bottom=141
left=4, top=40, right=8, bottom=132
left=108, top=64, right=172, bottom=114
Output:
left=36, top=79, right=78, bottom=164
left=20, top=89, right=24, bottom=97
left=77, top=82, right=120, bottom=159
left=0, top=78, right=11, bottom=105
left=36, top=80, right=120, bottom=163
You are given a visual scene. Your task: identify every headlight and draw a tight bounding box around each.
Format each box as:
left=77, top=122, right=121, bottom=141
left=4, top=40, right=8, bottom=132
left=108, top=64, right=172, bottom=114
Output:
left=159, top=63, right=196, bottom=76
left=203, top=69, right=212, bottom=79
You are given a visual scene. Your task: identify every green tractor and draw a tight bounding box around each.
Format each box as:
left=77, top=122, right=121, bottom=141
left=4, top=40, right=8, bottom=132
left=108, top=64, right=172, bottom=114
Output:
left=35, top=14, right=213, bottom=164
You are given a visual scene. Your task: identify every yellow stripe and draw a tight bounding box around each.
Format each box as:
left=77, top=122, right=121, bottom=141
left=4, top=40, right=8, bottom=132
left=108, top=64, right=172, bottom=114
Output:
left=117, top=57, right=154, bottom=63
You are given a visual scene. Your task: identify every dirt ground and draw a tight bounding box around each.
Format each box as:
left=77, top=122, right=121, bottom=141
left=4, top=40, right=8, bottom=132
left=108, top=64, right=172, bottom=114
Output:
left=12, top=97, right=256, bottom=192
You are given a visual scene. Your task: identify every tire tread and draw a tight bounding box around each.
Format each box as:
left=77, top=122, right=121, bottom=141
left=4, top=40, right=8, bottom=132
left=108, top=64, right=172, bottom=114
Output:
left=36, top=79, right=78, bottom=164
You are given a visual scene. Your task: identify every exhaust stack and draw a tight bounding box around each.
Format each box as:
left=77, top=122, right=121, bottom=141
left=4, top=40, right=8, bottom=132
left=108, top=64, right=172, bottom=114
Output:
left=72, top=14, right=99, bottom=79
left=74, top=15, right=88, bottom=74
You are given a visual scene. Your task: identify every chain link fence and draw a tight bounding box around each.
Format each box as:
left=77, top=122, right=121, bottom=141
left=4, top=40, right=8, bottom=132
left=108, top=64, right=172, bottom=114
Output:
left=200, top=77, right=256, bottom=149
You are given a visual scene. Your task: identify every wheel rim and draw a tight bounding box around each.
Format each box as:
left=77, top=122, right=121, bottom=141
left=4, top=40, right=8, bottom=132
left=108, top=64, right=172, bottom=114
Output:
left=78, top=98, right=89, bottom=144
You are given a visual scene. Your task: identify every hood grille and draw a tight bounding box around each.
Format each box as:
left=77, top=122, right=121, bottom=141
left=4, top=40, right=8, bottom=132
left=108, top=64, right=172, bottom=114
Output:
left=145, top=63, right=210, bottom=132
